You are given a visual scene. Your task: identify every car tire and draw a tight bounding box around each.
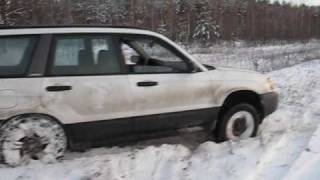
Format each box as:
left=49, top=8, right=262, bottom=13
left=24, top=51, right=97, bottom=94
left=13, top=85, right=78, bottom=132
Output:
left=216, top=103, right=260, bottom=142
left=0, top=115, right=67, bottom=166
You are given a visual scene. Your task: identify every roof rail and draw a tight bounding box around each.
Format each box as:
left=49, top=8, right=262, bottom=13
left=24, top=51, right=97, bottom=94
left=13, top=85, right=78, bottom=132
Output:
left=0, top=24, right=144, bottom=30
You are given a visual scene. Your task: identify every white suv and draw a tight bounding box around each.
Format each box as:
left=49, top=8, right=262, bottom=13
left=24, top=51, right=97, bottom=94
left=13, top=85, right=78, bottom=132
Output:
left=0, top=26, right=278, bottom=166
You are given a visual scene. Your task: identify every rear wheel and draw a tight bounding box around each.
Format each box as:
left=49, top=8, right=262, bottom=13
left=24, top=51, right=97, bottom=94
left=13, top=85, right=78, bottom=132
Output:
left=216, top=103, right=260, bottom=142
left=0, top=115, right=67, bottom=166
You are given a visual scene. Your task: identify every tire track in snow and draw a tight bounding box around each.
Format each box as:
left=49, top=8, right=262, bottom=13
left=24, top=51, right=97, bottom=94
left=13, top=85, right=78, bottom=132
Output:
left=282, top=109, right=320, bottom=180
left=246, top=127, right=316, bottom=180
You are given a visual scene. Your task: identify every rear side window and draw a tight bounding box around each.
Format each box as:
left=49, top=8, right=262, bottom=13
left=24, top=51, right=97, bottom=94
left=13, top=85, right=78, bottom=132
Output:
left=0, top=36, right=37, bottom=77
left=48, top=35, right=121, bottom=76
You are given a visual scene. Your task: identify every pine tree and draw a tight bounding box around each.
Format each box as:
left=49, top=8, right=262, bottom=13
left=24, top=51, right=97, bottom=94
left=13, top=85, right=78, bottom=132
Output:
left=313, top=7, right=320, bottom=38
left=54, top=0, right=73, bottom=24
left=156, top=0, right=170, bottom=37
left=193, top=0, right=220, bottom=46
left=96, top=0, right=113, bottom=24
left=0, top=0, right=31, bottom=25
left=0, top=0, right=9, bottom=24
left=133, top=2, right=147, bottom=28
left=236, top=0, right=249, bottom=40
left=113, top=0, right=129, bottom=25
left=157, top=22, right=169, bottom=36
left=175, top=0, right=190, bottom=44
left=71, top=0, right=99, bottom=24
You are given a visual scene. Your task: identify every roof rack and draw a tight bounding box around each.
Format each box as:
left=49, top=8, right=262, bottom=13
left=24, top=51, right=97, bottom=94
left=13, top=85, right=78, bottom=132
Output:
left=0, top=25, right=144, bottom=30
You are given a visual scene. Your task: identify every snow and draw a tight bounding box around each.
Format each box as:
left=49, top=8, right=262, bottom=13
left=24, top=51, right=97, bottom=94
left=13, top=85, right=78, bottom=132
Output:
left=190, top=40, right=320, bottom=72
left=0, top=44, right=320, bottom=180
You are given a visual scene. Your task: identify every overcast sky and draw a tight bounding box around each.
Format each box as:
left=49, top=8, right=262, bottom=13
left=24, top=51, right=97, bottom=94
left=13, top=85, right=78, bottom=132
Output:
left=275, top=0, right=320, bottom=6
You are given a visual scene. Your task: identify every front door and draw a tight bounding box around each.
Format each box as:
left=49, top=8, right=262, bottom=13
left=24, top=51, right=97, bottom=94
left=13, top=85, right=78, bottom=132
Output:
left=120, top=35, right=216, bottom=132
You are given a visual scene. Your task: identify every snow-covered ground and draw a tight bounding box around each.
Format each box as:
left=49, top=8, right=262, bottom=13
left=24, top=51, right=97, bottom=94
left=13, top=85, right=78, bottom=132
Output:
left=0, top=43, right=320, bottom=180
left=191, top=40, right=320, bottom=72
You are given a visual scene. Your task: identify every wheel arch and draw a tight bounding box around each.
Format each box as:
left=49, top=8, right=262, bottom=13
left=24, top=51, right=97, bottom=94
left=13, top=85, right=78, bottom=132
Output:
left=2, top=113, right=65, bottom=127
left=0, top=113, right=70, bottom=144
left=219, top=90, right=264, bottom=122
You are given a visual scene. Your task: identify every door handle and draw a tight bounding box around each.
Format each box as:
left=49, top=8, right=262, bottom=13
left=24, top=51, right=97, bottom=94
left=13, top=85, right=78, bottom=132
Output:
left=137, top=81, right=158, bottom=87
left=46, top=85, right=72, bottom=92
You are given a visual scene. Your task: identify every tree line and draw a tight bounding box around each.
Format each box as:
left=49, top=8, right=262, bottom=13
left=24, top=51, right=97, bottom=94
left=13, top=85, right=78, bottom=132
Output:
left=1, top=0, right=320, bottom=44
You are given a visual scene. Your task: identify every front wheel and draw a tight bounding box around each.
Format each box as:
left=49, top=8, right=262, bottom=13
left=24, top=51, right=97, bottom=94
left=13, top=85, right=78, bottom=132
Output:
left=216, top=103, right=260, bottom=142
left=0, top=115, right=67, bottom=166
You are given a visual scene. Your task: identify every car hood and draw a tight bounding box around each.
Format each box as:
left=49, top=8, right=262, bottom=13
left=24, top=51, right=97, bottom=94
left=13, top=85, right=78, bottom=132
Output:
left=214, top=66, right=260, bottom=74
left=205, top=66, right=273, bottom=94
left=207, top=66, right=268, bottom=83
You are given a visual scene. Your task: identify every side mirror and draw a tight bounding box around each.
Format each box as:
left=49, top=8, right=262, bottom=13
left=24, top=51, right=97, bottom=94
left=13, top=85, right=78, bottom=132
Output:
left=188, top=62, right=199, bottom=73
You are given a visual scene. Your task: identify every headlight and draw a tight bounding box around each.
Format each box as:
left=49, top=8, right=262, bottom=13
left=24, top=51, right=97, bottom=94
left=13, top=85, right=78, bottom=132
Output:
left=266, top=78, right=275, bottom=90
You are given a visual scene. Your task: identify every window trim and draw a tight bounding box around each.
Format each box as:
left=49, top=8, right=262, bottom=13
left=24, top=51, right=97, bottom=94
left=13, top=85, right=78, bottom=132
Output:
left=0, top=35, right=40, bottom=78
left=28, top=34, right=52, bottom=77
left=45, top=33, right=127, bottom=77
left=117, top=34, right=196, bottom=75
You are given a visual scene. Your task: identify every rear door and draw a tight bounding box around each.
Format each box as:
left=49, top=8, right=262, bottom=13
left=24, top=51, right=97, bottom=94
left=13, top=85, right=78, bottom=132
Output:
left=0, top=35, right=42, bottom=119
left=41, top=34, right=133, bottom=141
left=120, top=35, right=216, bottom=132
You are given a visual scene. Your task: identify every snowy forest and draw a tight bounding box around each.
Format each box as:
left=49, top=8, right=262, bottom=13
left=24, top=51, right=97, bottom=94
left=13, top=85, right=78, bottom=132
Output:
left=0, top=0, right=320, bottom=44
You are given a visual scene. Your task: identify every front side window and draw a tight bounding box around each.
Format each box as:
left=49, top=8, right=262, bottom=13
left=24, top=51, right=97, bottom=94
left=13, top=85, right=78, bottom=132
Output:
left=121, top=36, right=190, bottom=74
left=0, top=36, right=38, bottom=77
left=49, top=35, right=121, bottom=76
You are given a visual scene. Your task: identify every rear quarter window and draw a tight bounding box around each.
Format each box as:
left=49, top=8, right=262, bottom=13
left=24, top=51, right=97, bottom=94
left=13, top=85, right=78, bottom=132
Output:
left=0, top=36, right=38, bottom=77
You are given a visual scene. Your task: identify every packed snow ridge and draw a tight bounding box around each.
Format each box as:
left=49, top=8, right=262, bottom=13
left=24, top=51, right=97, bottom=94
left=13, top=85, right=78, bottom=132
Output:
left=0, top=53, right=320, bottom=180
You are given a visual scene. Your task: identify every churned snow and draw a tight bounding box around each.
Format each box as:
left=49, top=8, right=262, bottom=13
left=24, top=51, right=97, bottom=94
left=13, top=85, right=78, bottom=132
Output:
left=0, top=44, right=320, bottom=180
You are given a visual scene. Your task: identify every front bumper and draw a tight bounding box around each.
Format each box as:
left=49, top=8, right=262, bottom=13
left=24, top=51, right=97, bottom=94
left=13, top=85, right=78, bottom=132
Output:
left=260, top=92, right=279, bottom=118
